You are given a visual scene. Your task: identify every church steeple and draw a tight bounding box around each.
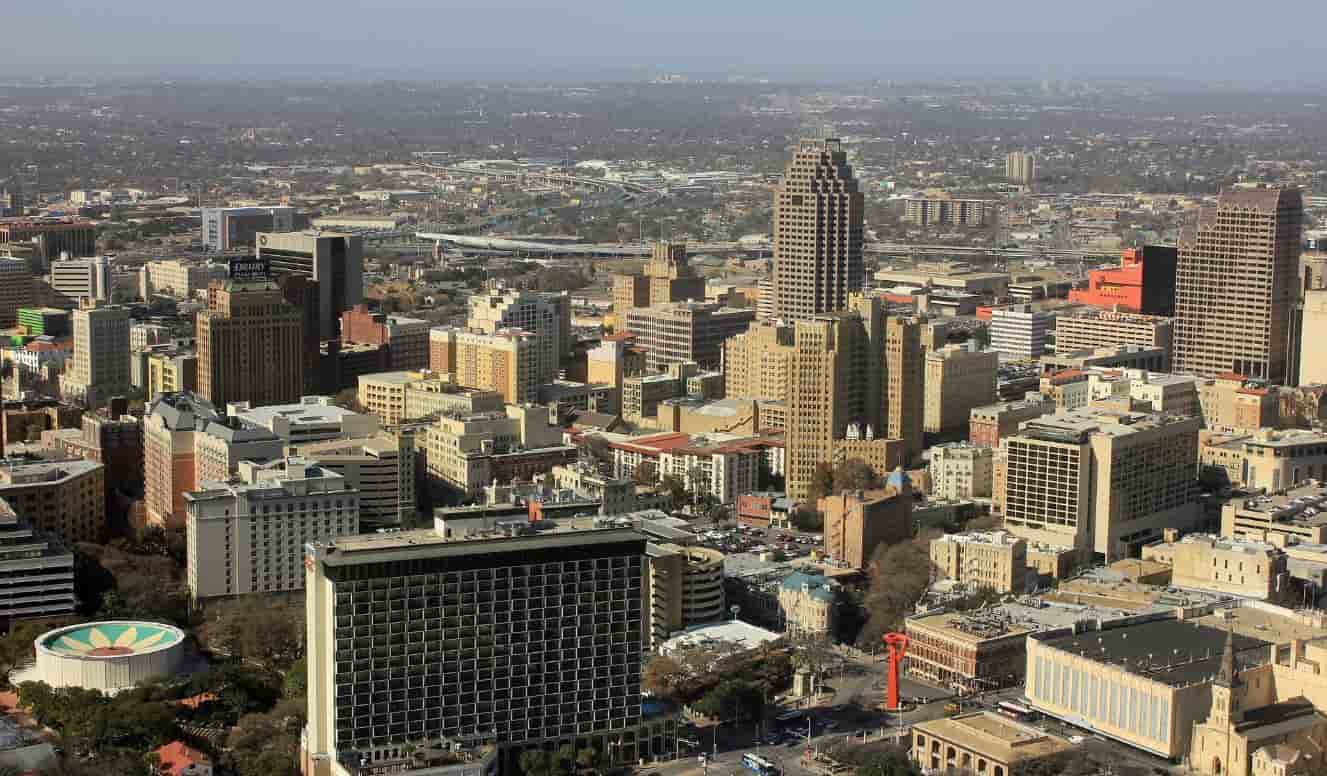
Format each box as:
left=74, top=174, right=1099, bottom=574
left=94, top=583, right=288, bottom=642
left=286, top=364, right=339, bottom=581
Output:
left=1209, top=624, right=1243, bottom=726
left=1215, top=625, right=1239, bottom=689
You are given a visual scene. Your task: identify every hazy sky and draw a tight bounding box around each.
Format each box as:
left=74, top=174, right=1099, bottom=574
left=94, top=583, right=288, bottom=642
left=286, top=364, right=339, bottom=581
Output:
left=9, top=0, right=1327, bottom=83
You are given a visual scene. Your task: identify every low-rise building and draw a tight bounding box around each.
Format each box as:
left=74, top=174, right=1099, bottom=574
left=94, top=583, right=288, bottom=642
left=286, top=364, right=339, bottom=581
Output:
left=356, top=370, right=450, bottom=425
left=777, top=571, right=838, bottom=640
left=644, top=543, right=725, bottom=649
left=930, top=531, right=1027, bottom=593
left=905, top=610, right=1033, bottom=693
left=911, top=712, right=1072, bottom=776
left=1221, top=485, right=1327, bottom=545
left=1142, top=532, right=1288, bottom=600
left=930, top=443, right=996, bottom=500
left=1200, top=429, right=1327, bottom=492
left=185, top=458, right=359, bottom=600
left=969, top=398, right=1052, bottom=449
left=229, top=396, right=380, bottom=445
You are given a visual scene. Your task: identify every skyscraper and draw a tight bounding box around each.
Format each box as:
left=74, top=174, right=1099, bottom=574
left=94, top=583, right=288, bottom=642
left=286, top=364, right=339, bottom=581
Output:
left=257, top=231, right=364, bottom=340
left=772, top=139, right=864, bottom=321
left=467, top=287, right=571, bottom=386
left=60, top=300, right=130, bottom=408
left=1173, top=189, right=1303, bottom=383
left=196, top=280, right=304, bottom=408
left=1005, top=151, right=1036, bottom=186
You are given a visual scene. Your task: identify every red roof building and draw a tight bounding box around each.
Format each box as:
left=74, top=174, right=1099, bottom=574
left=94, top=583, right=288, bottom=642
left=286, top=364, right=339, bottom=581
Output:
left=154, top=741, right=213, bottom=776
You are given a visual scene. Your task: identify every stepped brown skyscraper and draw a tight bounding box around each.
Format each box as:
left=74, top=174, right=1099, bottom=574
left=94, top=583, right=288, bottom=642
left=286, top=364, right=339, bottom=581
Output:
left=772, top=139, right=864, bottom=321
left=1173, top=188, right=1303, bottom=383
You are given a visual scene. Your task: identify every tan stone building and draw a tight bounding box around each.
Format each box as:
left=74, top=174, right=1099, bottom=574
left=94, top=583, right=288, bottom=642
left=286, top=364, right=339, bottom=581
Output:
left=905, top=611, right=1032, bottom=693
left=1000, top=409, right=1201, bottom=562
left=422, top=405, right=563, bottom=497
left=1200, top=428, right=1327, bottom=493
left=0, top=457, right=104, bottom=545
left=924, top=345, right=998, bottom=435
left=771, top=138, right=863, bottom=321
left=1174, top=189, right=1303, bottom=382
left=930, top=443, right=996, bottom=500
left=818, top=474, right=912, bottom=569
left=466, top=286, right=570, bottom=386
left=624, top=301, right=754, bottom=371
left=930, top=531, right=1027, bottom=593
left=61, top=300, right=130, bottom=408
left=1200, top=375, right=1280, bottom=433
left=196, top=281, right=303, bottom=409
left=911, top=712, right=1071, bottom=776
left=613, top=242, right=706, bottom=315
left=1055, top=310, right=1174, bottom=368
left=428, top=327, right=537, bottom=404
left=145, top=350, right=197, bottom=398
left=291, top=433, right=416, bottom=528
left=1142, top=532, right=1288, bottom=600
left=722, top=322, right=794, bottom=404
left=1220, top=485, right=1327, bottom=545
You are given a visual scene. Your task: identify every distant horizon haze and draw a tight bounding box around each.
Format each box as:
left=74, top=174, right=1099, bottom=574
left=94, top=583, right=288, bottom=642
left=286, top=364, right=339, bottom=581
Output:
left=7, top=0, right=1327, bottom=86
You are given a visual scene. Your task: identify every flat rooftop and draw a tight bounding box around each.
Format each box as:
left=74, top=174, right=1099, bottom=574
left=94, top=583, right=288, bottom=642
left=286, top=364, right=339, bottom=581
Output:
left=1036, top=615, right=1272, bottom=687
left=313, top=526, right=645, bottom=568
left=914, top=712, right=1072, bottom=763
left=1228, top=485, right=1327, bottom=526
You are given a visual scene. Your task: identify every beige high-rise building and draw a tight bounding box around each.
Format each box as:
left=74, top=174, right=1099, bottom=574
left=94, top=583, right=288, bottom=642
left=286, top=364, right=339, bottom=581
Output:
left=60, top=300, right=130, bottom=408
left=929, top=531, right=1027, bottom=593
left=585, top=339, right=644, bottom=390
left=625, top=301, right=754, bottom=371
left=924, top=345, right=998, bottom=435
left=196, top=281, right=304, bottom=409
left=1000, top=409, right=1201, bottom=561
left=428, top=326, right=537, bottom=404
left=1298, top=287, right=1327, bottom=385
left=290, top=433, right=414, bottom=528
left=613, top=242, right=706, bottom=316
left=1173, top=189, right=1303, bottom=382
left=785, top=298, right=924, bottom=499
left=145, top=350, right=197, bottom=398
left=1005, top=151, right=1036, bottom=186
left=772, top=139, right=864, bottom=321
left=723, top=322, right=794, bottom=403
left=467, top=286, right=570, bottom=386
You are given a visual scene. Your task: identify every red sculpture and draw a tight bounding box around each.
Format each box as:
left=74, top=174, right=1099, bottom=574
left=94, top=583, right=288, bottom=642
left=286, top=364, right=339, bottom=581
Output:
left=882, top=632, right=910, bottom=711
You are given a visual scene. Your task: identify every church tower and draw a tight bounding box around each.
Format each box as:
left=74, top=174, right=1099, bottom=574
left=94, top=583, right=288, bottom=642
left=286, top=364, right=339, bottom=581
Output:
left=1209, top=625, right=1244, bottom=727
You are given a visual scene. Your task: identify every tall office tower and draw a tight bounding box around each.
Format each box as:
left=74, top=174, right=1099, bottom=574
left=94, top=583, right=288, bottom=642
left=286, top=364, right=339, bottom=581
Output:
left=257, top=231, right=364, bottom=340
left=0, top=259, right=33, bottom=327
left=785, top=297, right=921, bottom=500
left=0, top=218, right=97, bottom=272
left=277, top=274, right=322, bottom=394
left=47, top=256, right=111, bottom=307
left=723, top=322, right=795, bottom=402
left=923, top=345, right=998, bottom=436
left=1300, top=288, right=1327, bottom=385
left=1005, top=151, right=1036, bottom=186
left=60, top=300, right=130, bottom=408
left=771, top=139, right=864, bottom=321
left=467, top=287, right=571, bottom=386
left=201, top=206, right=305, bottom=252
left=302, top=527, right=646, bottom=776
left=1173, top=189, right=1303, bottom=383
left=196, top=280, right=304, bottom=408
left=886, top=316, right=924, bottom=460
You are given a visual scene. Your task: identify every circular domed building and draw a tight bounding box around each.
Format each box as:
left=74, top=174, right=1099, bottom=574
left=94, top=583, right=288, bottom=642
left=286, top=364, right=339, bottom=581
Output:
left=33, top=621, right=187, bottom=692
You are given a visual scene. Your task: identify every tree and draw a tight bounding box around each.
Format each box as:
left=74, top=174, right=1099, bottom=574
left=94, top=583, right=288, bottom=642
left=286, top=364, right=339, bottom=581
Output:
left=519, top=750, right=551, bottom=776
left=693, top=679, right=764, bottom=722
left=790, top=507, right=823, bottom=532
left=833, top=459, right=883, bottom=494
left=197, top=599, right=303, bottom=670
left=808, top=463, right=836, bottom=502
left=578, top=435, right=614, bottom=474
left=660, top=474, right=688, bottom=511
left=857, top=536, right=936, bottom=647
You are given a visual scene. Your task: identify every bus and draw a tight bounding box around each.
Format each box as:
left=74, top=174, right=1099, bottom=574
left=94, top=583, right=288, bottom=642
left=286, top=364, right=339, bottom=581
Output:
left=997, top=701, right=1037, bottom=721
left=742, top=753, right=780, bottom=775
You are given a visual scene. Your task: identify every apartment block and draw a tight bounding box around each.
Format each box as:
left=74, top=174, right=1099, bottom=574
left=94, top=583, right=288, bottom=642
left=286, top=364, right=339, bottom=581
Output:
left=924, top=345, right=998, bottom=435
left=138, top=260, right=228, bottom=301
left=1055, top=310, right=1174, bottom=367
left=624, top=301, right=754, bottom=371
left=989, top=305, right=1054, bottom=361
left=0, top=458, right=104, bottom=545
left=292, top=434, right=415, bottom=528
left=467, top=286, right=570, bottom=386
left=186, top=458, right=360, bottom=600
left=0, top=497, right=75, bottom=625
left=902, top=197, right=992, bottom=227
left=340, top=306, right=431, bottom=372
left=1174, top=189, right=1302, bottom=382
left=1000, top=409, right=1201, bottom=561
left=930, top=443, right=996, bottom=500
left=60, top=300, right=130, bottom=408
left=428, top=327, right=538, bottom=404
left=145, top=349, right=197, bottom=398
left=423, top=406, right=564, bottom=497
left=1005, top=151, right=1036, bottom=186
left=302, top=527, right=645, bottom=775
left=929, top=531, right=1027, bottom=593
left=818, top=477, right=913, bottom=569
left=196, top=281, right=304, bottom=409
left=969, top=398, right=1053, bottom=448
left=772, top=139, right=864, bottom=321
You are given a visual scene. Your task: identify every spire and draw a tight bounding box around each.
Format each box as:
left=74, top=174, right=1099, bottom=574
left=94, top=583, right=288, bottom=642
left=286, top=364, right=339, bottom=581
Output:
left=1215, top=623, right=1239, bottom=688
